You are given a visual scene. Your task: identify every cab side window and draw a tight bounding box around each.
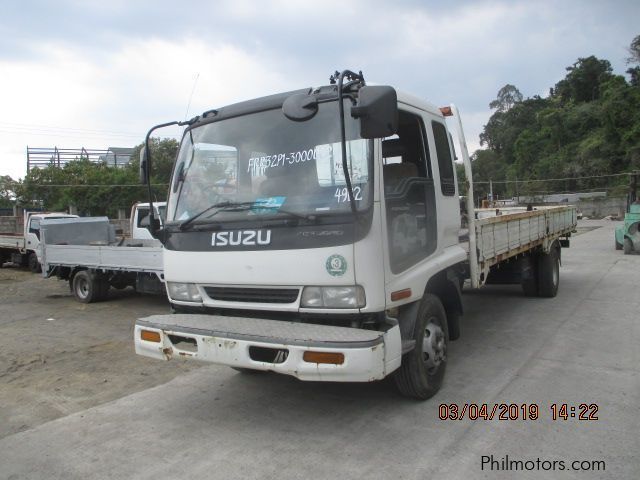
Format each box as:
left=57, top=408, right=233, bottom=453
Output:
left=383, top=111, right=437, bottom=273
left=432, top=121, right=456, bottom=196
left=29, top=218, right=41, bottom=240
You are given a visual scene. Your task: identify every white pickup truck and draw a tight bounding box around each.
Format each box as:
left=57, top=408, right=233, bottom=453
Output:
left=134, top=71, right=577, bottom=399
left=0, top=211, right=78, bottom=272
left=38, top=216, right=164, bottom=303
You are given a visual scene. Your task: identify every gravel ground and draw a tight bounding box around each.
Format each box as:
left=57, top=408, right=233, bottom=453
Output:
left=0, top=267, right=200, bottom=439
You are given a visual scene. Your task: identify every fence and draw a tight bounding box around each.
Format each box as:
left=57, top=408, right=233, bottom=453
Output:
left=26, top=147, right=133, bottom=171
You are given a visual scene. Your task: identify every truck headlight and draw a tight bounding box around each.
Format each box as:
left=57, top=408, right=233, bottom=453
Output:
left=167, top=282, right=202, bottom=302
left=300, top=286, right=366, bottom=308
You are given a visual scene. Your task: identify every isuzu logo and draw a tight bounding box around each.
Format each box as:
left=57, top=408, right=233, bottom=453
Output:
left=211, top=230, right=272, bottom=247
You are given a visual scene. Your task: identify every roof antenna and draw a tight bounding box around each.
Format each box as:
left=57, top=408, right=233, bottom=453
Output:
left=184, top=72, right=200, bottom=121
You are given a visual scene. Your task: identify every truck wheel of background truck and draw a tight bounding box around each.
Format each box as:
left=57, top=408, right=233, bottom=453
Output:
left=623, top=238, right=633, bottom=255
left=72, top=270, right=105, bottom=303
left=537, top=244, right=560, bottom=298
left=394, top=294, right=449, bottom=400
left=615, top=238, right=623, bottom=250
left=28, top=252, right=41, bottom=273
left=521, top=255, right=539, bottom=297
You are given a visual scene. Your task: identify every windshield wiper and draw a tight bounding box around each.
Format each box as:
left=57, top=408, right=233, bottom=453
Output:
left=179, top=201, right=267, bottom=230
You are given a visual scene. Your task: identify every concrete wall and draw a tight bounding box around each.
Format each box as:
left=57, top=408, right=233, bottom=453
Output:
left=110, top=219, right=130, bottom=237
left=575, top=197, right=626, bottom=219
left=0, top=217, right=23, bottom=235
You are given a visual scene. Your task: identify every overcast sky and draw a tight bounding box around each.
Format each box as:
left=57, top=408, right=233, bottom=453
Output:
left=1, top=0, right=638, bottom=179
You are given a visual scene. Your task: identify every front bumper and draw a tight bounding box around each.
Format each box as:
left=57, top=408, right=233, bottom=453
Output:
left=135, top=314, right=401, bottom=382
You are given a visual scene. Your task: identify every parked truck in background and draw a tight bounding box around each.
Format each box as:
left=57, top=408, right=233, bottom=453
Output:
left=130, top=202, right=167, bottom=240
left=133, top=70, right=577, bottom=399
left=0, top=211, right=78, bottom=272
left=37, top=202, right=166, bottom=303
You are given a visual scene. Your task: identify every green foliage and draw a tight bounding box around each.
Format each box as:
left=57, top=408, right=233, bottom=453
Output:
left=474, top=39, right=640, bottom=200
left=16, top=137, right=178, bottom=216
left=553, top=56, right=614, bottom=103
left=0, top=175, right=17, bottom=208
left=489, top=84, right=523, bottom=112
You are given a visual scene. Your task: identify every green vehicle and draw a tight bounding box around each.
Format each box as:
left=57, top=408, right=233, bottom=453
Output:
left=615, top=172, right=640, bottom=254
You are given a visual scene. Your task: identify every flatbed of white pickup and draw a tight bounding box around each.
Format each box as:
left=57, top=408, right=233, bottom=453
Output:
left=42, top=243, right=163, bottom=273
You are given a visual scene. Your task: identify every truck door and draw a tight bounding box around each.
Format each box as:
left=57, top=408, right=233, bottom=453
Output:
left=428, top=120, right=460, bottom=248
left=26, top=217, right=41, bottom=249
left=382, top=109, right=437, bottom=273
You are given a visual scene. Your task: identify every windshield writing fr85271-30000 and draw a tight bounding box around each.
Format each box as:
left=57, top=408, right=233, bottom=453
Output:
left=247, top=148, right=318, bottom=172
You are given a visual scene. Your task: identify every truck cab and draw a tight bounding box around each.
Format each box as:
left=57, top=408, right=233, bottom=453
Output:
left=135, top=72, right=574, bottom=399
left=0, top=211, right=77, bottom=272
left=130, top=202, right=166, bottom=240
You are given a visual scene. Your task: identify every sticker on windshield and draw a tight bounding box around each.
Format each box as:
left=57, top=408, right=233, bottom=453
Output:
left=250, top=196, right=286, bottom=215
left=326, top=254, right=347, bottom=277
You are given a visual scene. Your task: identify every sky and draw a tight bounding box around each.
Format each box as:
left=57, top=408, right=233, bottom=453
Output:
left=0, top=0, right=638, bottom=180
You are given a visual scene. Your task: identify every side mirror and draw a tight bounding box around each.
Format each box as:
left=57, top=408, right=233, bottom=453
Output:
left=139, top=147, right=148, bottom=184
left=351, top=86, right=398, bottom=139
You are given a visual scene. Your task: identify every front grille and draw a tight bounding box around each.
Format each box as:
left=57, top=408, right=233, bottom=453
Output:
left=203, top=286, right=299, bottom=304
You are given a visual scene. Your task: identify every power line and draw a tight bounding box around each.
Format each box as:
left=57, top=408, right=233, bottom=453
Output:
left=4, top=182, right=169, bottom=187
left=471, top=172, right=631, bottom=185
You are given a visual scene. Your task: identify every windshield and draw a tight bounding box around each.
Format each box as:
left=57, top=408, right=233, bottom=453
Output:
left=167, top=100, right=372, bottom=224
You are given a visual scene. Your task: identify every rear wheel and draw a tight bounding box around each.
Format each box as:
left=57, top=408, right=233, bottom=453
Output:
left=521, top=255, right=539, bottom=297
left=623, top=238, right=633, bottom=255
left=72, top=270, right=107, bottom=303
left=615, top=238, right=623, bottom=250
left=537, top=246, right=560, bottom=298
left=394, top=294, right=448, bottom=400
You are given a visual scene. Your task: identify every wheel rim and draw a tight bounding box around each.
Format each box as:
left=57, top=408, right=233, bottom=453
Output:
left=76, top=277, right=89, bottom=299
left=422, top=317, right=446, bottom=372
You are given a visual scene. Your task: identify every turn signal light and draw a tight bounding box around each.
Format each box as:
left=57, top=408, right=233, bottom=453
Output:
left=391, top=288, right=412, bottom=301
left=140, top=330, right=161, bottom=343
left=303, top=351, right=345, bottom=365
left=439, top=106, right=453, bottom=117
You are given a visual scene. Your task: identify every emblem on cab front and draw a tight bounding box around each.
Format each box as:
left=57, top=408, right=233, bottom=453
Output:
left=211, top=230, right=272, bottom=247
left=326, top=254, right=347, bottom=276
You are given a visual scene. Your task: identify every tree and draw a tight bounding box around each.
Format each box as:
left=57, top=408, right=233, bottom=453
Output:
left=626, top=34, right=640, bottom=65
left=553, top=56, right=614, bottom=103
left=0, top=175, right=18, bottom=208
left=489, top=84, right=523, bottom=112
left=15, top=137, right=179, bottom=216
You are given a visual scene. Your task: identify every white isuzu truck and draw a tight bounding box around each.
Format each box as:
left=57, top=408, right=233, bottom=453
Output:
left=0, top=211, right=78, bottom=272
left=134, top=71, right=576, bottom=399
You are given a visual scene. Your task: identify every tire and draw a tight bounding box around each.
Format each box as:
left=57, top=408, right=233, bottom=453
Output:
left=615, top=239, right=623, bottom=250
left=521, top=256, right=539, bottom=297
left=72, top=270, right=103, bottom=303
left=623, top=238, right=633, bottom=255
left=537, top=246, right=560, bottom=298
left=393, top=294, right=449, bottom=400
left=28, top=252, right=41, bottom=273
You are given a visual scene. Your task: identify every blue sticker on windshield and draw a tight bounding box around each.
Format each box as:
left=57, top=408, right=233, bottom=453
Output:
left=251, top=196, right=286, bottom=215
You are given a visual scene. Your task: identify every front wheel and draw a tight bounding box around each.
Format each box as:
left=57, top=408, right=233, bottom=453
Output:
left=394, top=294, right=449, bottom=400
left=28, top=252, right=41, bottom=273
left=623, top=238, right=633, bottom=255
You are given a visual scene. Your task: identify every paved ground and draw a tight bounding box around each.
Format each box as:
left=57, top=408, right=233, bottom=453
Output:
left=0, top=220, right=638, bottom=479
